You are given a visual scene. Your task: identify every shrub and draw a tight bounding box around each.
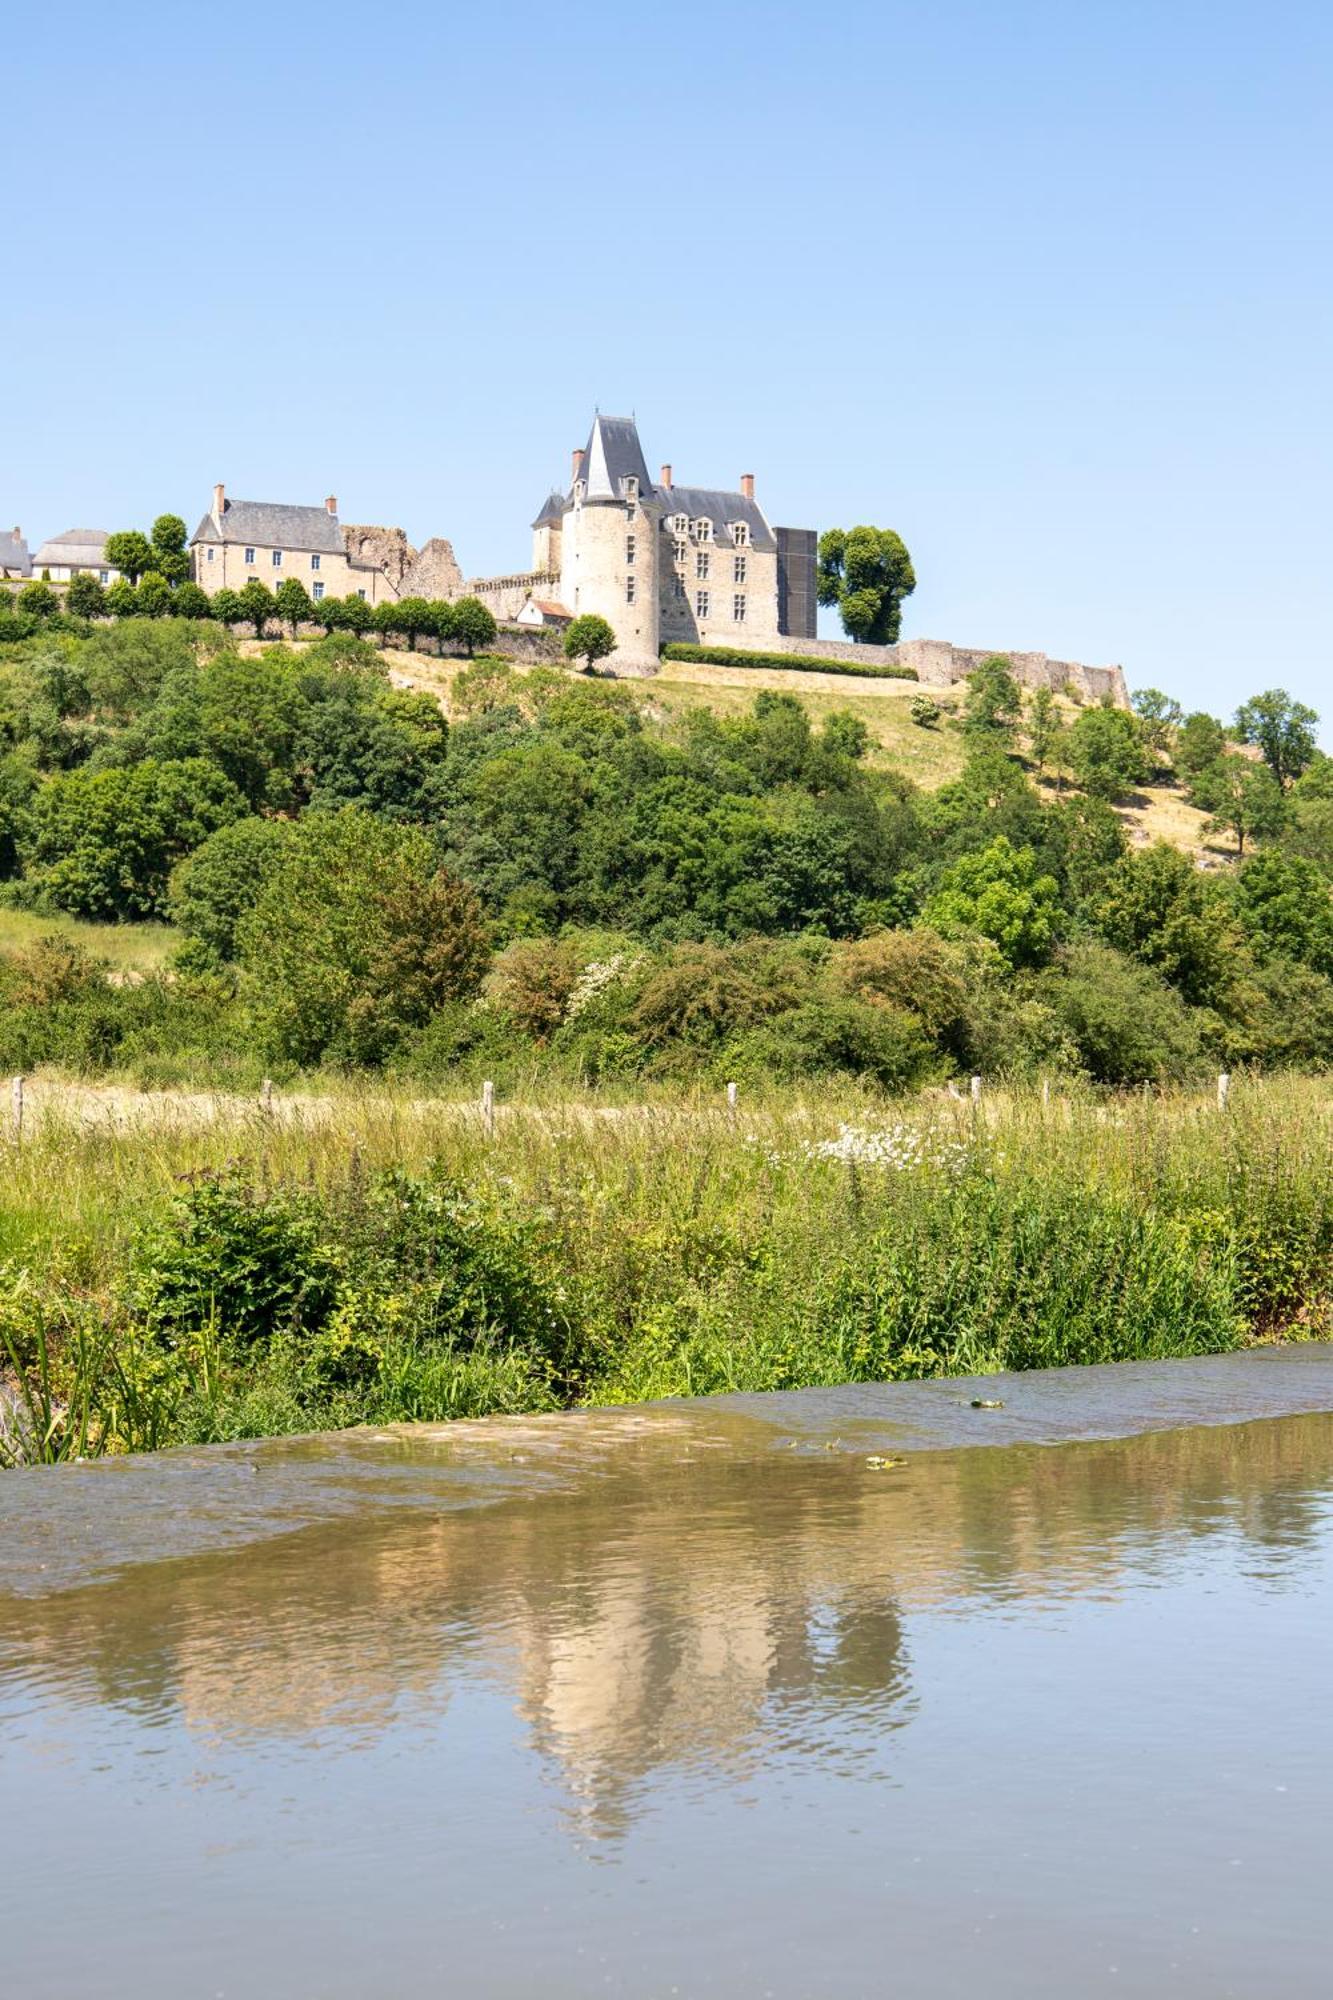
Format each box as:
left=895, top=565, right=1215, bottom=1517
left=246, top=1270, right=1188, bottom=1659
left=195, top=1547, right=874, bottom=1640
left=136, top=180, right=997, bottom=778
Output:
left=660, top=642, right=916, bottom=680
left=727, top=996, right=938, bottom=1089
left=131, top=1173, right=341, bottom=1347
left=169, top=816, right=298, bottom=961
left=909, top=694, right=941, bottom=727
left=1043, top=941, right=1203, bottom=1084
left=26, top=756, right=247, bottom=918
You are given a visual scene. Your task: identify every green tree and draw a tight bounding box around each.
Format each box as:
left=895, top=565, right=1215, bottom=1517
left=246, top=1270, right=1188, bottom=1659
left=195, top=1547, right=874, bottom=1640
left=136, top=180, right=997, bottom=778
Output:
left=274, top=577, right=314, bottom=635
left=236, top=808, right=489, bottom=1065
left=1028, top=685, right=1064, bottom=780
left=428, top=600, right=455, bottom=646
left=104, top=530, right=154, bottom=584
left=338, top=593, right=373, bottom=637
left=923, top=835, right=1060, bottom=967
left=149, top=514, right=191, bottom=586
left=962, top=655, right=1022, bottom=744
left=26, top=757, right=246, bottom=918
left=64, top=573, right=106, bottom=620
left=1194, top=754, right=1286, bottom=857
left=451, top=596, right=498, bottom=656
left=816, top=526, right=916, bottom=644
left=1176, top=710, right=1228, bottom=782
left=1234, top=688, right=1319, bottom=788
left=170, top=816, right=298, bottom=961
left=1094, top=841, right=1236, bottom=1007
left=392, top=596, right=435, bottom=649
left=210, top=587, right=244, bottom=630
left=173, top=581, right=212, bottom=619
left=238, top=578, right=274, bottom=638
left=372, top=600, right=400, bottom=648
left=104, top=580, right=139, bottom=618
left=135, top=572, right=173, bottom=618
left=1131, top=687, right=1183, bottom=752
left=17, top=581, right=58, bottom=620
left=563, top=613, right=617, bottom=672
left=1043, top=941, right=1201, bottom=1084
left=1066, top=704, right=1150, bottom=802
left=1233, top=850, right=1333, bottom=975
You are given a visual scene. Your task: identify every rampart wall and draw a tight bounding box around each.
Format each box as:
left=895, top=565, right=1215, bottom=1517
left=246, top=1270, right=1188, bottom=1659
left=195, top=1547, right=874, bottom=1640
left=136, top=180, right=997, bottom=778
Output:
left=736, top=630, right=1129, bottom=706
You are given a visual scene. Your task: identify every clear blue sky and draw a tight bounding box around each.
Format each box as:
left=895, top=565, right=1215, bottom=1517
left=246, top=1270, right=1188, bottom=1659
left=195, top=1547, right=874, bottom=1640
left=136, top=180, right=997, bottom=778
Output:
left=7, top=0, right=1330, bottom=722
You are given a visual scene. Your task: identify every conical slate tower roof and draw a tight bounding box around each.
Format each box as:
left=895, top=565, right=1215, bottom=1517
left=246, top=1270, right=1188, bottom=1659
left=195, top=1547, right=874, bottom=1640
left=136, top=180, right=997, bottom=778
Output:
left=578, top=413, right=653, bottom=502
left=531, top=489, right=566, bottom=530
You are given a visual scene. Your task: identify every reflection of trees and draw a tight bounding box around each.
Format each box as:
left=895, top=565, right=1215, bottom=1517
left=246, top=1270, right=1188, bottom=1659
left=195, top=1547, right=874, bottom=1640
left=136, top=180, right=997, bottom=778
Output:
left=2, top=1406, right=1331, bottom=1833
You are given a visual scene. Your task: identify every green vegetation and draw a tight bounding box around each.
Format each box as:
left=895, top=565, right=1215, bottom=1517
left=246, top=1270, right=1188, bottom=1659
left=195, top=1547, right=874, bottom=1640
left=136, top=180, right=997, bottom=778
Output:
left=816, top=525, right=917, bottom=644
left=564, top=613, right=618, bottom=672
left=0, top=619, right=1328, bottom=1094
left=3, top=1077, right=1332, bottom=1466
left=660, top=642, right=917, bottom=679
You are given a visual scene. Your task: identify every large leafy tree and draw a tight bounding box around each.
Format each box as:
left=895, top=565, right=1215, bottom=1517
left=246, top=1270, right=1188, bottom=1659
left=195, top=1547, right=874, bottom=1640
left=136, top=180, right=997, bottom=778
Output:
left=104, top=530, right=154, bottom=584
left=26, top=757, right=245, bottom=918
left=1131, top=688, right=1183, bottom=752
left=170, top=816, right=299, bottom=961
left=1066, top=704, right=1151, bottom=802
left=816, top=526, right=916, bottom=645
left=275, top=577, right=313, bottom=636
left=236, top=808, right=488, bottom=1065
left=564, top=614, right=617, bottom=673
left=150, top=515, right=191, bottom=586
left=65, top=573, right=106, bottom=620
left=1194, top=753, right=1285, bottom=857
left=451, top=595, right=498, bottom=657
left=962, top=656, right=1022, bottom=743
left=923, top=835, right=1060, bottom=967
left=1234, top=688, right=1319, bottom=788
left=1094, top=841, right=1237, bottom=1007
left=238, top=578, right=274, bottom=638
left=1233, top=850, right=1333, bottom=975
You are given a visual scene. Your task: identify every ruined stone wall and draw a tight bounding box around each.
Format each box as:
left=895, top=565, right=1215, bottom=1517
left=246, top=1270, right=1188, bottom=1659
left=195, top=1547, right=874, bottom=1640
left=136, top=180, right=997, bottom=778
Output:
left=720, top=630, right=1129, bottom=706
left=467, top=569, right=560, bottom=621
left=342, top=524, right=416, bottom=589
left=401, top=538, right=465, bottom=600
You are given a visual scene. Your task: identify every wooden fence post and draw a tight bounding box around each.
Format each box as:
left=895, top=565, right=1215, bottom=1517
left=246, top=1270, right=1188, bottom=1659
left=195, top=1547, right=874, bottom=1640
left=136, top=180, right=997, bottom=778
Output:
left=261, top=1077, right=273, bottom=1115
left=970, top=1075, right=982, bottom=1105
left=1217, top=1072, right=1231, bottom=1111
left=10, top=1075, right=22, bottom=1143
left=726, top=1081, right=737, bottom=1113
left=1041, top=1077, right=1051, bottom=1109
left=482, top=1079, right=495, bottom=1140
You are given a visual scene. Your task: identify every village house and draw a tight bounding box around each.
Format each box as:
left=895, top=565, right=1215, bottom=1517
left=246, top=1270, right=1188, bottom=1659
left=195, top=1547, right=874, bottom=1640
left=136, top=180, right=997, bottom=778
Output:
left=1, top=528, right=32, bottom=579
left=29, top=528, right=121, bottom=584
left=189, top=487, right=397, bottom=605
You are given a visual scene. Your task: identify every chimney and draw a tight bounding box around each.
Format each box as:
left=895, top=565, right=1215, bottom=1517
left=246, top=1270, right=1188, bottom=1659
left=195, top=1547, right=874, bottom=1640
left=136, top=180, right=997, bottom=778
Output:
left=325, top=494, right=337, bottom=516
left=740, top=473, right=755, bottom=501
left=660, top=463, right=672, bottom=490
left=571, top=447, right=586, bottom=485
left=213, top=482, right=225, bottom=520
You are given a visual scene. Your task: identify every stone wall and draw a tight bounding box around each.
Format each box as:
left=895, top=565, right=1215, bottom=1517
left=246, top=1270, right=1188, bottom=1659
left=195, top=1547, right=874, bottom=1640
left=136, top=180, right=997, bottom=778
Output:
left=468, top=569, right=560, bottom=622
left=731, top=630, right=1129, bottom=707
left=401, top=538, right=465, bottom=600
left=342, top=524, right=416, bottom=590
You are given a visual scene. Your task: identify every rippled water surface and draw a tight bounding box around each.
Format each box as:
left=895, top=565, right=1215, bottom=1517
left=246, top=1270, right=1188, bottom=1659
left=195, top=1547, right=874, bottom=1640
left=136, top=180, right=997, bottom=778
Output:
left=4, top=1348, right=1333, bottom=1998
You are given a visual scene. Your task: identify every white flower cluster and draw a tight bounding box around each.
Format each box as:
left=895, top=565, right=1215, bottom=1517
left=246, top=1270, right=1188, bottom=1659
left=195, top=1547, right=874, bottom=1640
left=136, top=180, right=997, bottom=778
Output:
left=564, top=952, right=642, bottom=1020
left=802, top=1122, right=971, bottom=1173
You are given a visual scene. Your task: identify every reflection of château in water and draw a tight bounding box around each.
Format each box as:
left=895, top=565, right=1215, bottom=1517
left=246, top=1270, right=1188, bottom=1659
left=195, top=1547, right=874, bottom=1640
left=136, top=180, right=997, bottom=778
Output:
left=3, top=1407, right=1331, bottom=1835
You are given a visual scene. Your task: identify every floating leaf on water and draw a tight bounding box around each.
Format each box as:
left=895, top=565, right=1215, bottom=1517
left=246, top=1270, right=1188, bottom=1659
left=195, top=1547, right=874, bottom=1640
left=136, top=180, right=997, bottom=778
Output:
left=970, top=1398, right=1005, bottom=1410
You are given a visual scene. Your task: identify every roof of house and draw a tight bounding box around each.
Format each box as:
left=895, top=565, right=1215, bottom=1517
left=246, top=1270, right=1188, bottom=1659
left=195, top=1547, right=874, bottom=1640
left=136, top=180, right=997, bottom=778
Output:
left=532, top=599, right=571, bottom=619
left=578, top=414, right=655, bottom=503
left=0, top=528, right=31, bottom=575
left=531, top=489, right=567, bottom=530
left=192, top=498, right=344, bottom=554
left=30, top=528, right=110, bottom=566
left=654, top=484, right=776, bottom=552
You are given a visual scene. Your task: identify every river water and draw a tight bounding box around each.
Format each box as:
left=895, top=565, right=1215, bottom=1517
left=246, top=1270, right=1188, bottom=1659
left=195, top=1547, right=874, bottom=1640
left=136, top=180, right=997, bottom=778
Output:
left=4, top=1347, right=1333, bottom=1998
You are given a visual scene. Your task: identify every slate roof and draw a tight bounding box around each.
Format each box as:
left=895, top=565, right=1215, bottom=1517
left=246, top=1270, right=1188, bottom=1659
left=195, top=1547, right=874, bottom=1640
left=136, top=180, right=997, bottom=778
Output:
left=653, top=485, right=776, bottom=553
left=0, top=528, right=31, bottom=576
left=191, top=498, right=344, bottom=554
left=31, top=528, right=110, bottom=567
left=531, top=489, right=567, bottom=529
left=578, top=414, right=654, bottom=503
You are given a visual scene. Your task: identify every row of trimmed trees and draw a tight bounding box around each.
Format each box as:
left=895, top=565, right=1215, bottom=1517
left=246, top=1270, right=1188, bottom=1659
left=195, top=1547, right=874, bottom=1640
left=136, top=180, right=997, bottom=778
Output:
left=3, top=570, right=503, bottom=654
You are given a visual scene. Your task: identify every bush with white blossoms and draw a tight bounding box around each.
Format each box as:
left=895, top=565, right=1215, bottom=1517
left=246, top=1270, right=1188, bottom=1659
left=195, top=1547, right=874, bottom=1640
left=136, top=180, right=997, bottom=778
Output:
left=564, top=952, right=643, bottom=1020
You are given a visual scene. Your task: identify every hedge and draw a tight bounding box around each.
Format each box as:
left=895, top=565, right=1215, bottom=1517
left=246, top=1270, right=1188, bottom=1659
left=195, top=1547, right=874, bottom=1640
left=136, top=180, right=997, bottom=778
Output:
left=660, top=642, right=917, bottom=681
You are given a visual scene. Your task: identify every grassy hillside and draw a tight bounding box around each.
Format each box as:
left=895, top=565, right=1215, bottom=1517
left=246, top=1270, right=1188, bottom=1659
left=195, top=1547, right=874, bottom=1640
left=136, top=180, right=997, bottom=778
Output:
left=378, top=643, right=1226, bottom=861
left=0, top=907, right=178, bottom=973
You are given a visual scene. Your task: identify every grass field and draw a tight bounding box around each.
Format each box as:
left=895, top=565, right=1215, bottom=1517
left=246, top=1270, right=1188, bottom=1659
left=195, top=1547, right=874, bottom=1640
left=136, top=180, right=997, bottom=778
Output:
left=0, top=906, right=179, bottom=973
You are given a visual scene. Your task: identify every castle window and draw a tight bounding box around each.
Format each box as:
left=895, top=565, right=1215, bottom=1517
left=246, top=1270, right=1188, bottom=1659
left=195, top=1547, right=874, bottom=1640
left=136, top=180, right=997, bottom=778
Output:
left=357, top=589, right=366, bottom=600
left=206, top=548, right=214, bottom=563
left=626, top=534, right=636, bottom=565
left=244, top=547, right=255, bottom=565
left=272, top=550, right=283, bottom=568
left=313, top=582, right=325, bottom=601
left=731, top=521, right=751, bottom=547
left=674, top=576, right=685, bottom=599
left=99, top=569, right=108, bottom=583
left=696, top=550, right=710, bottom=580
left=311, top=554, right=321, bottom=570
left=573, top=480, right=586, bottom=504
left=622, top=475, right=639, bottom=503
left=693, top=518, right=713, bottom=543
left=626, top=575, right=637, bottom=604
left=696, top=589, right=710, bottom=618
left=733, top=594, right=746, bottom=622
left=672, top=513, right=689, bottom=535
left=674, top=540, right=687, bottom=566
left=734, top=554, right=747, bottom=584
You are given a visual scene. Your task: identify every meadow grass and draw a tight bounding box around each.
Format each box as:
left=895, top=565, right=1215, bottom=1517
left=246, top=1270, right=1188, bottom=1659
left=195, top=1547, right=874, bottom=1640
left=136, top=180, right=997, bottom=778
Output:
left=0, top=906, right=179, bottom=973
left=3, top=1074, right=1332, bottom=1464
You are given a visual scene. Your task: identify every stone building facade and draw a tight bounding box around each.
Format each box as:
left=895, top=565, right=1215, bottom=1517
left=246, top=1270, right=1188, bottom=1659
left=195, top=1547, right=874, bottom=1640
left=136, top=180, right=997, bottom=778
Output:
left=469, top=413, right=818, bottom=671
left=189, top=487, right=396, bottom=605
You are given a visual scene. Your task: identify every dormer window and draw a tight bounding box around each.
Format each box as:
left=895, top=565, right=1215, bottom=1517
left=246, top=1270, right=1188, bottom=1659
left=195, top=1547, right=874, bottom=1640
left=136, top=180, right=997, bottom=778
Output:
left=692, top=518, right=713, bottom=543
left=573, top=479, right=586, bottom=505
left=671, top=513, right=689, bottom=535
left=731, top=521, right=750, bottom=547
left=621, top=475, right=639, bottom=503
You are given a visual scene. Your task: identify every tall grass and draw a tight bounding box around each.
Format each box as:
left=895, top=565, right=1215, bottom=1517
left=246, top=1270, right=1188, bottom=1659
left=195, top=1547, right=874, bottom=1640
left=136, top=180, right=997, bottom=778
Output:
left=3, top=1075, right=1332, bottom=1464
